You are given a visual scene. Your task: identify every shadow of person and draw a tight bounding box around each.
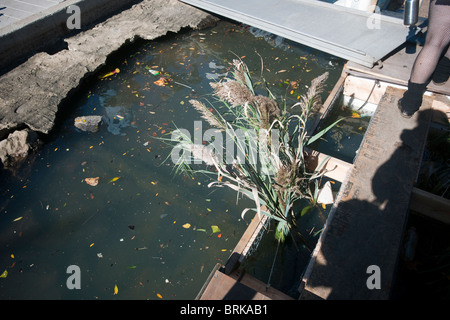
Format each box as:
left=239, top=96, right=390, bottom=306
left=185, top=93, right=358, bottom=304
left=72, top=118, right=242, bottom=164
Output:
left=300, top=106, right=442, bottom=300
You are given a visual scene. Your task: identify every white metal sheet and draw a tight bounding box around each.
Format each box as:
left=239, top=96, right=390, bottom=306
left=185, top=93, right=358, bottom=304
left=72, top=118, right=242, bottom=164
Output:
left=180, top=0, right=412, bottom=67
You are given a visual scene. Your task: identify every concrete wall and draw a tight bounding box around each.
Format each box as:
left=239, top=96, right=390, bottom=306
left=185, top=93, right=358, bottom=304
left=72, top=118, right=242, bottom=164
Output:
left=0, top=0, right=142, bottom=74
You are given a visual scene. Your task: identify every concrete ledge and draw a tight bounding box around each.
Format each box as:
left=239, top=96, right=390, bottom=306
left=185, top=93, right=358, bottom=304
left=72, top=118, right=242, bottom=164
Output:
left=0, top=0, right=142, bottom=74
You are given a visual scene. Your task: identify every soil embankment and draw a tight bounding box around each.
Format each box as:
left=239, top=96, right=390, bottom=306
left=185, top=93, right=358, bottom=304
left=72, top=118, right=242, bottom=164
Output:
left=0, top=0, right=215, bottom=168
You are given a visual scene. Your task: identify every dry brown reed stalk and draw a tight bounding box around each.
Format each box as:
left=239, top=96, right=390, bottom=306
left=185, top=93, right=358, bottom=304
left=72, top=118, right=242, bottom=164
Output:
left=232, top=59, right=248, bottom=85
left=189, top=99, right=224, bottom=130
left=253, top=95, right=281, bottom=129
left=298, top=72, right=329, bottom=113
left=210, top=81, right=255, bottom=108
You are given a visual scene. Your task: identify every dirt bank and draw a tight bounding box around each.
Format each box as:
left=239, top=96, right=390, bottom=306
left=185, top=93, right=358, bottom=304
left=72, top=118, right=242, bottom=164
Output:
left=0, top=0, right=216, bottom=168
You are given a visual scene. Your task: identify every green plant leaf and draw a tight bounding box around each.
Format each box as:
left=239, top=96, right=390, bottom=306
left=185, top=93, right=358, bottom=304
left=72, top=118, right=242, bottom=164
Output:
left=307, top=118, right=344, bottom=146
left=300, top=204, right=314, bottom=217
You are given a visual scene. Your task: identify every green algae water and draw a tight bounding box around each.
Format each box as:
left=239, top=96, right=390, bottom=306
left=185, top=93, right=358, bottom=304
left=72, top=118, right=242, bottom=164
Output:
left=0, top=21, right=344, bottom=299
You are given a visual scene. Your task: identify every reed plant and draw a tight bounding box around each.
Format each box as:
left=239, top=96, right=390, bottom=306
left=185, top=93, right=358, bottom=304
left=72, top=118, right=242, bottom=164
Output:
left=166, top=59, right=340, bottom=246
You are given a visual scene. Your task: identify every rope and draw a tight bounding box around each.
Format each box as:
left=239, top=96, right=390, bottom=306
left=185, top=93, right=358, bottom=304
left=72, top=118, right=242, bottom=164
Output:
left=266, top=237, right=281, bottom=291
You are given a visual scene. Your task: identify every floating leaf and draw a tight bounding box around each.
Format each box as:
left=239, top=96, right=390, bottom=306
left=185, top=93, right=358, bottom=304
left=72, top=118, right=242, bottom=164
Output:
left=182, top=223, right=191, bottom=229
left=156, top=293, right=163, bottom=299
left=154, top=77, right=168, bottom=87
left=196, top=229, right=206, bottom=232
left=109, top=177, right=120, bottom=183
left=90, top=243, right=95, bottom=247
left=99, top=68, right=120, bottom=79
left=0, top=270, right=7, bottom=278
left=114, top=284, right=118, bottom=295
left=211, top=225, right=220, bottom=234
left=12, top=217, right=23, bottom=222
left=351, top=112, right=361, bottom=118
left=300, top=205, right=313, bottom=217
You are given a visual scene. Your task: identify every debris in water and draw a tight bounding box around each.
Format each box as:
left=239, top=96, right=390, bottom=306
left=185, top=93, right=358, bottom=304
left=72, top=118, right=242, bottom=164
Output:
left=211, top=225, right=220, bottom=234
left=149, top=69, right=160, bottom=76
left=109, top=177, right=120, bottom=183
left=154, top=77, right=168, bottom=86
left=85, top=177, right=99, bottom=186
left=317, top=181, right=334, bottom=205
left=99, top=68, right=120, bottom=79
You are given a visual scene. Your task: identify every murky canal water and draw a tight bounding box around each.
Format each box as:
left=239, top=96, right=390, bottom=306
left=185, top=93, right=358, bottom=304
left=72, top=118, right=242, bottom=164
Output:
left=0, top=21, right=345, bottom=299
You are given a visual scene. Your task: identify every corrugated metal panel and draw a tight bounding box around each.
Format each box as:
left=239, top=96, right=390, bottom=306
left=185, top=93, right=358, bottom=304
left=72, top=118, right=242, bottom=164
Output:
left=180, top=0, right=412, bottom=67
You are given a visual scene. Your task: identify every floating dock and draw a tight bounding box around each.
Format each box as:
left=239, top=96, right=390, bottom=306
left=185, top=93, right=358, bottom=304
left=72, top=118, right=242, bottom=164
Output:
left=192, top=0, right=450, bottom=300
left=180, top=0, right=415, bottom=67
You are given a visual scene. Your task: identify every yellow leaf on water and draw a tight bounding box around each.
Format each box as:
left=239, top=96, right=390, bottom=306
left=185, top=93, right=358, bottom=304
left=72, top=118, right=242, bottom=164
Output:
left=114, top=284, right=118, bottom=295
left=0, top=270, right=7, bottom=278
left=351, top=112, right=361, bottom=118
left=90, top=243, right=94, bottom=247
left=322, top=203, right=326, bottom=209
left=157, top=293, right=163, bottom=299
left=12, top=217, right=23, bottom=222
left=109, top=177, right=120, bottom=183
left=182, top=223, right=191, bottom=229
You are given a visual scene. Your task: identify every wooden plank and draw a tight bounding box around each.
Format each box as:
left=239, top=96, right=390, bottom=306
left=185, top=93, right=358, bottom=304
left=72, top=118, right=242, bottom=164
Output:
left=431, top=97, right=450, bottom=124
left=299, top=86, right=433, bottom=299
left=229, top=269, right=294, bottom=300
left=315, top=152, right=450, bottom=225
left=224, top=211, right=267, bottom=275
left=309, top=149, right=352, bottom=183
left=198, top=267, right=272, bottom=300
left=344, top=48, right=450, bottom=96
left=410, top=187, right=450, bottom=225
